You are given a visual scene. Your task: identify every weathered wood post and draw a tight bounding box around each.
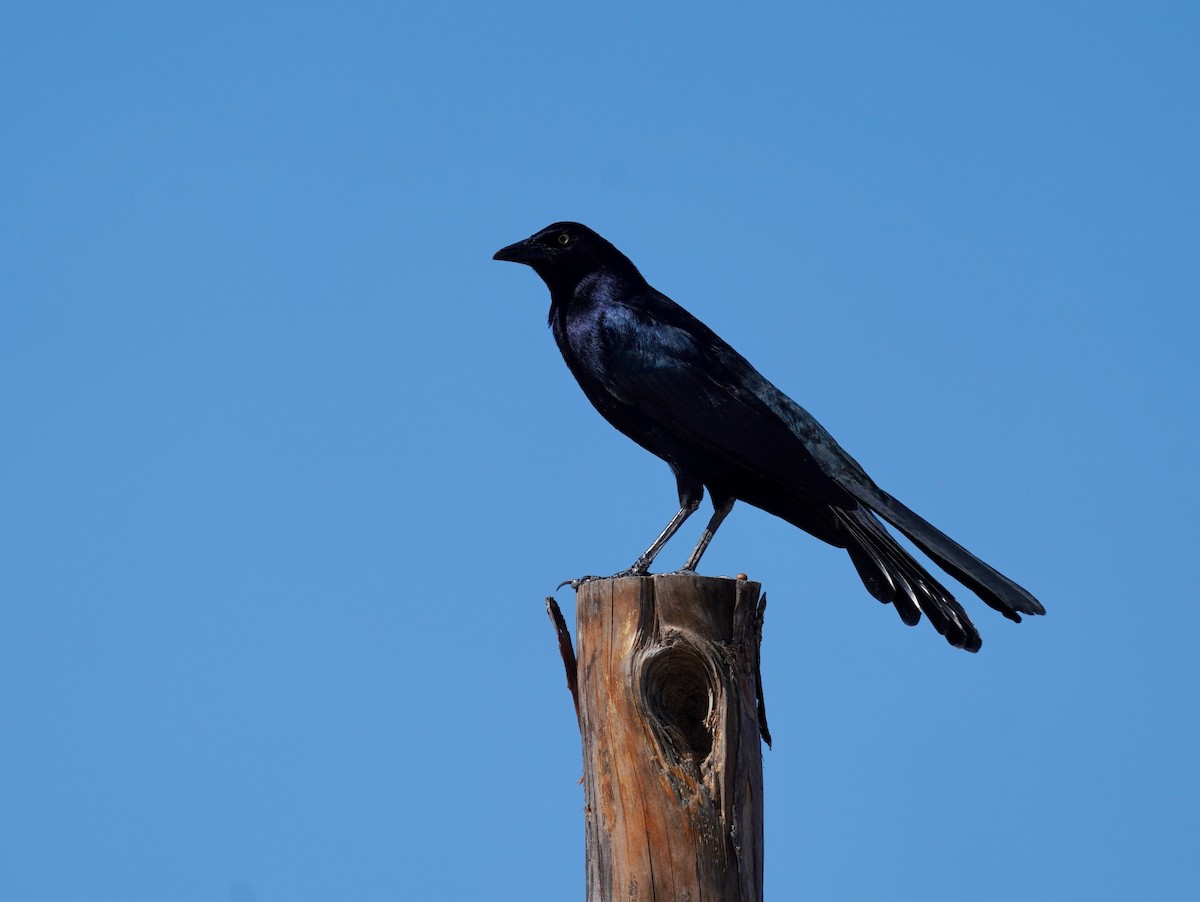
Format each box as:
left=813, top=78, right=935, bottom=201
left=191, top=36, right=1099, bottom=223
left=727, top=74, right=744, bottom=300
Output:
left=549, top=573, right=769, bottom=902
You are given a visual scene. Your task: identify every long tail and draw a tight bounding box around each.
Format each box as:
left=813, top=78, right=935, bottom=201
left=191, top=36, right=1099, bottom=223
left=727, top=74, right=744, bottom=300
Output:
left=835, top=507, right=982, bottom=652
left=843, top=482, right=1046, bottom=623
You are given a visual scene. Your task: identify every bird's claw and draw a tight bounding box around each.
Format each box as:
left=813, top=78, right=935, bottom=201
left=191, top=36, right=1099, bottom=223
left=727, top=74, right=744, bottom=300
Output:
left=556, top=576, right=592, bottom=591
left=556, top=567, right=650, bottom=592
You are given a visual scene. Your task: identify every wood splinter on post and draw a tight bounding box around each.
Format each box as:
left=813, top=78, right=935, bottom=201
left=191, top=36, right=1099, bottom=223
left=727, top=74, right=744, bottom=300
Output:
left=546, top=572, right=769, bottom=902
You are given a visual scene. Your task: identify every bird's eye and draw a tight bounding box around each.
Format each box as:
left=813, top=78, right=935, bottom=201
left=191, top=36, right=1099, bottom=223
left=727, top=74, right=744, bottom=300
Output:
left=557, top=232, right=571, bottom=245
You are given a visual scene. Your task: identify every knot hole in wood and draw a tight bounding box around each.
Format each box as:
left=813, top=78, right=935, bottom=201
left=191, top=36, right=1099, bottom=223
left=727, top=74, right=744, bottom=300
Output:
left=641, top=640, right=718, bottom=761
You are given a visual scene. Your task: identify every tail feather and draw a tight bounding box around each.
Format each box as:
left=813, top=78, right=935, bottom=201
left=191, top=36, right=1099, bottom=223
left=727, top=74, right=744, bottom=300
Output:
left=842, top=519, right=921, bottom=626
left=836, top=507, right=982, bottom=652
left=844, top=483, right=1045, bottom=622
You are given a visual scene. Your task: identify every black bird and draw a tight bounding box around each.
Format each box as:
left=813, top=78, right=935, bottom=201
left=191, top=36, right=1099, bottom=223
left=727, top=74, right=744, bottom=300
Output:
left=494, top=222, right=1044, bottom=651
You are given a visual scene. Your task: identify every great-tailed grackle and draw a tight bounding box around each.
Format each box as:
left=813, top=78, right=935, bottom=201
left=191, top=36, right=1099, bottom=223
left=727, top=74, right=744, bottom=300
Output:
left=494, top=222, right=1044, bottom=651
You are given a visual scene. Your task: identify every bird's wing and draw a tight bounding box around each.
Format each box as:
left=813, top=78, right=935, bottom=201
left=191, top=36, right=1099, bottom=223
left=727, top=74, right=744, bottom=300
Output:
left=600, top=302, right=857, bottom=507
left=598, top=298, right=1044, bottom=628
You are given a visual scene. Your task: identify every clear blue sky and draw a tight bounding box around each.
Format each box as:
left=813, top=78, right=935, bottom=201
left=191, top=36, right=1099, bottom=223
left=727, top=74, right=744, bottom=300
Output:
left=2, top=3, right=1197, bottom=900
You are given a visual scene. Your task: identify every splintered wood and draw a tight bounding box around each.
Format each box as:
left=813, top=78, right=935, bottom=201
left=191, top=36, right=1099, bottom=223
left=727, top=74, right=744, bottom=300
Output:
left=572, top=574, right=766, bottom=902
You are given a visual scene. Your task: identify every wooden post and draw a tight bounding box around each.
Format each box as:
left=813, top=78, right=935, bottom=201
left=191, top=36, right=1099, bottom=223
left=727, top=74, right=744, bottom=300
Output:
left=555, top=573, right=768, bottom=902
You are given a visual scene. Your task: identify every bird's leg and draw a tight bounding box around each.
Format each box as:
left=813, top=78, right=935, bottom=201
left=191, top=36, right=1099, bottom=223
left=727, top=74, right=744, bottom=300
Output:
left=558, top=497, right=701, bottom=591
left=626, top=497, right=702, bottom=575
left=678, top=497, right=735, bottom=572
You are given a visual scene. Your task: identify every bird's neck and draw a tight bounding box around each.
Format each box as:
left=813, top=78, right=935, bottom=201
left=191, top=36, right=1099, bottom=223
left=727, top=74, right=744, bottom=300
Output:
left=546, top=268, right=630, bottom=330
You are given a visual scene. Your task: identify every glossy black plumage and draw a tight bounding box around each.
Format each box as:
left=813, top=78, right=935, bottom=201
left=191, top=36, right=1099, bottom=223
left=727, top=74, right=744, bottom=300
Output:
left=494, top=222, right=1045, bottom=651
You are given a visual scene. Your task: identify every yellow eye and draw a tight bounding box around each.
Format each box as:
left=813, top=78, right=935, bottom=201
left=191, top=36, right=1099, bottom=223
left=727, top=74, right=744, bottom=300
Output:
left=557, top=232, right=571, bottom=245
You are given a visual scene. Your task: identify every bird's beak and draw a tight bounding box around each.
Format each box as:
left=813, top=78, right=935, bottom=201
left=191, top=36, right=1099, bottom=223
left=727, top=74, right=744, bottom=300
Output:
left=493, top=238, right=546, bottom=265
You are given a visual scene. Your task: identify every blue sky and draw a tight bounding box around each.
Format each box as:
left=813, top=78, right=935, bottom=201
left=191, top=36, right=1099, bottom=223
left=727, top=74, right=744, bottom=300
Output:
left=2, top=3, right=1197, bottom=900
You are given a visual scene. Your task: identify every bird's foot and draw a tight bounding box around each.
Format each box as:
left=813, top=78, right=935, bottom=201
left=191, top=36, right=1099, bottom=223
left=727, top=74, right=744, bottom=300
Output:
left=556, top=566, right=650, bottom=592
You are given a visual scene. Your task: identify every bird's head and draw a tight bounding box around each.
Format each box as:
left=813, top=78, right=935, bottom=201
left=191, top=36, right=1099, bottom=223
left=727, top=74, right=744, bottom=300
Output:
left=493, top=222, right=634, bottom=293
